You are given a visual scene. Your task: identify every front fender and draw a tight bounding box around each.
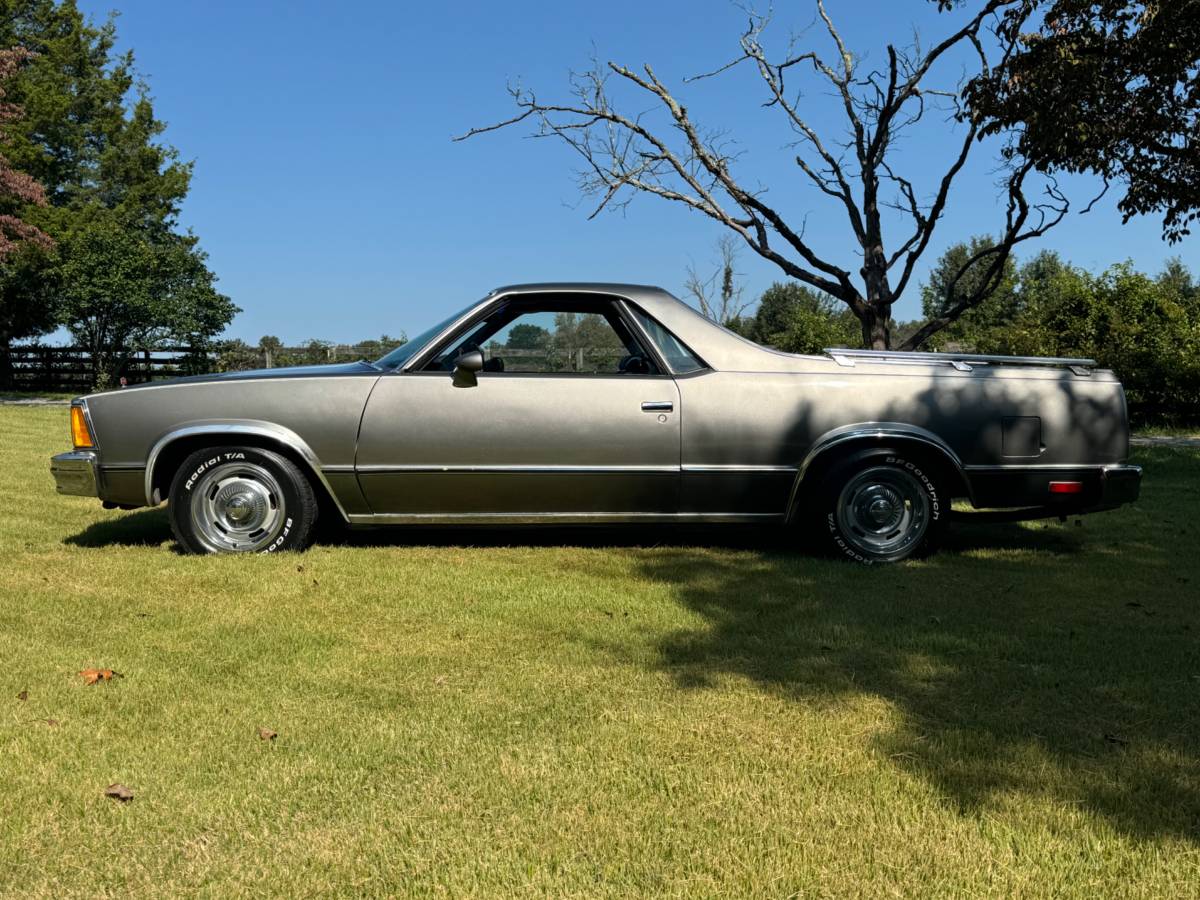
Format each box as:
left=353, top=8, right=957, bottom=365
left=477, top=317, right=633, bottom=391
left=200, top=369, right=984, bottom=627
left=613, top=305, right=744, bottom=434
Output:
left=143, top=420, right=348, bottom=520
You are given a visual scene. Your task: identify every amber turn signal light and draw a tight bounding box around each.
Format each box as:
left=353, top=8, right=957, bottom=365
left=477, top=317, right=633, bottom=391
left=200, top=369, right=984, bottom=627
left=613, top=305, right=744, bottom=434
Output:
left=70, top=406, right=94, bottom=448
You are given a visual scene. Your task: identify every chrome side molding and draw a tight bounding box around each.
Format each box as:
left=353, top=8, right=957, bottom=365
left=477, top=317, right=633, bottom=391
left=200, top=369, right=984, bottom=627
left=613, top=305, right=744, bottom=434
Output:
left=824, top=348, right=1097, bottom=372
left=345, top=511, right=784, bottom=526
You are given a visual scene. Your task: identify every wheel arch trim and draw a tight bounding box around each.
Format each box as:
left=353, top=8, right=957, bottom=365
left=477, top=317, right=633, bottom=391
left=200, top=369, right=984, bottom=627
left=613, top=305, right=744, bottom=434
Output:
left=144, top=421, right=349, bottom=521
left=786, top=422, right=971, bottom=520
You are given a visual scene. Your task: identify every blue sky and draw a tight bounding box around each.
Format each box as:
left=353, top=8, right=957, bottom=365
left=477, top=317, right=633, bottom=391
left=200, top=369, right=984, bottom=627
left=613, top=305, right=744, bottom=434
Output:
left=77, top=0, right=1196, bottom=344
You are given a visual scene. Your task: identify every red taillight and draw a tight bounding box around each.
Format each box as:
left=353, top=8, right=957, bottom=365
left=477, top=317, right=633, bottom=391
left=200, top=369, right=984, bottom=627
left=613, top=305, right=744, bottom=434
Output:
left=1049, top=481, right=1083, bottom=494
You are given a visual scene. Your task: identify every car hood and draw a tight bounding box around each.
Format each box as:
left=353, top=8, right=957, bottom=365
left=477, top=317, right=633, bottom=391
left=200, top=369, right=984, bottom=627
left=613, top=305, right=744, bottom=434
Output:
left=106, top=360, right=380, bottom=393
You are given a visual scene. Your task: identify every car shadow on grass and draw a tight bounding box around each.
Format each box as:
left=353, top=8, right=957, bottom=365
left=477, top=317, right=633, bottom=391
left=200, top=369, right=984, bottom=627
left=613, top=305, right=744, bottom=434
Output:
left=63, top=505, right=1091, bottom=556
left=64, top=506, right=173, bottom=548
left=629, top=452, right=1200, bottom=843
left=58, top=485, right=1199, bottom=844
left=324, top=518, right=1090, bottom=556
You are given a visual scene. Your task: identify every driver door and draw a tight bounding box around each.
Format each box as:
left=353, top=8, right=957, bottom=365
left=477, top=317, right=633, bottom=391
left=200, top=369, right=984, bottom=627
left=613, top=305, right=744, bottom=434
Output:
left=355, top=295, right=681, bottom=518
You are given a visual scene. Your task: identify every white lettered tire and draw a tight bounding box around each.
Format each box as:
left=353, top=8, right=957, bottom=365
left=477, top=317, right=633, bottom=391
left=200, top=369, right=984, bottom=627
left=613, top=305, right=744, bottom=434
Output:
left=817, top=450, right=948, bottom=564
left=168, top=446, right=318, bottom=555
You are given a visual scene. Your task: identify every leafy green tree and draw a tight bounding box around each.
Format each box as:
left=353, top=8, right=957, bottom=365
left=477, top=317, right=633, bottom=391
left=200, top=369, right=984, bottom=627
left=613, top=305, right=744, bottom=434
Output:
left=948, top=0, right=1200, bottom=241
left=214, top=338, right=258, bottom=373
left=0, top=47, right=50, bottom=258
left=1157, top=257, right=1198, bottom=302
left=0, top=238, right=58, bottom=378
left=58, top=217, right=234, bottom=387
left=920, top=236, right=1020, bottom=352
left=738, top=282, right=859, bottom=354
left=549, top=312, right=623, bottom=371
left=753, top=283, right=813, bottom=346
left=505, top=323, right=551, bottom=350
left=0, top=46, right=55, bottom=384
left=351, top=334, right=406, bottom=360
left=911, top=245, right=1199, bottom=422
left=1001, top=259, right=1200, bottom=422
left=0, top=0, right=235, bottom=388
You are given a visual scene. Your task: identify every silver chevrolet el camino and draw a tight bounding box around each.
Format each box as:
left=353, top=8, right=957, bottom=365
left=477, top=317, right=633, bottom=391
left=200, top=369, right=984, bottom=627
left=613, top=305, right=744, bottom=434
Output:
left=50, top=282, right=1142, bottom=562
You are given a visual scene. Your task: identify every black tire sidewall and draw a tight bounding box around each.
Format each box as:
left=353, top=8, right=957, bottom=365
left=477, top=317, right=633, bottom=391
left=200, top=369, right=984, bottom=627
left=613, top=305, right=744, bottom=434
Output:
left=168, top=446, right=316, bottom=554
left=818, top=450, right=948, bottom=564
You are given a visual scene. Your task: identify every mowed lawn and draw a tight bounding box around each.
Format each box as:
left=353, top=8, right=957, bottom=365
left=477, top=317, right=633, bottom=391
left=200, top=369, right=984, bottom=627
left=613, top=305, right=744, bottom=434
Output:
left=2, top=405, right=1198, bottom=898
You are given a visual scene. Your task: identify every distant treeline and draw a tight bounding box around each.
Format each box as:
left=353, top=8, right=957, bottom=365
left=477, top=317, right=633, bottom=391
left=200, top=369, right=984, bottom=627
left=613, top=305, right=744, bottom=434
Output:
left=214, top=335, right=407, bottom=371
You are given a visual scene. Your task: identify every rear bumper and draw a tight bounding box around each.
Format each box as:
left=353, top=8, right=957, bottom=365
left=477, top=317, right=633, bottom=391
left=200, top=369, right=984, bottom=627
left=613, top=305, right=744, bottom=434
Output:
left=965, top=463, right=1141, bottom=512
left=1098, top=464, right=1142, bottom=509
left=50, top=450, right=99, bottom=498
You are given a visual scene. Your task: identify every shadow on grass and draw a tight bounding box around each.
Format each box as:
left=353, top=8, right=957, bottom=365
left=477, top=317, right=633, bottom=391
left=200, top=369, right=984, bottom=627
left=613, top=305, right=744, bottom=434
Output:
left=63, top=505, right=1093, bottom=557
left=632, top=448, right=1200, bottom=843
left=64, top=506, right=172, bottom=547
left=59, top=453, right=1199, bottom=842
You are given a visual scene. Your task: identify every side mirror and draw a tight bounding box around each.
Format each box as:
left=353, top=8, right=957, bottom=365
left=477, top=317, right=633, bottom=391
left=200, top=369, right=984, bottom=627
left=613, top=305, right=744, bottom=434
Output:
left=452, top=349, right=484, bottom=388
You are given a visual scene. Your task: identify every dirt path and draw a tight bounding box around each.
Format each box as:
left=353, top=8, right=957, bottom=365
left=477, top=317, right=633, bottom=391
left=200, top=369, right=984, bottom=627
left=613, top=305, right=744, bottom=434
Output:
left=0, top=397, right=69, bottom=406
left=1130, top=435, right=1200, bottom=448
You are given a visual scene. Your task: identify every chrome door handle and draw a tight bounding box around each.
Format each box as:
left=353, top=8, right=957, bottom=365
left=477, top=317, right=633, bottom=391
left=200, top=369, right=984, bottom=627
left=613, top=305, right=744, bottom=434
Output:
left=641, top=401, right=673, bottom=412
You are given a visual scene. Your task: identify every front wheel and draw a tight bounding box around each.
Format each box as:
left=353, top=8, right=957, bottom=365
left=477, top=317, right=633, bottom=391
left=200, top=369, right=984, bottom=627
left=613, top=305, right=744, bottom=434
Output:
left=817, top=451, right=948, bottom=564
left=168, top=446, right=318, bottom=554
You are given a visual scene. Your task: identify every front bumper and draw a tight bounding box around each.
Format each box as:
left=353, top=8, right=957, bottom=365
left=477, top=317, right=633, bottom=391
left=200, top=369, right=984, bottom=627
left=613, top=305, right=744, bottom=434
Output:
left=50, top=450, right=99, bottom=498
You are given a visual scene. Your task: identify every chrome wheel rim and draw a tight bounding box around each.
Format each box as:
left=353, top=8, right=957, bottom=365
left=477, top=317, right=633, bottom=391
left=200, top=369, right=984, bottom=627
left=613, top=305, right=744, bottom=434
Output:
left=189, top=461, right=285, bottom=553
left=835, top=466, right=930, bottom=558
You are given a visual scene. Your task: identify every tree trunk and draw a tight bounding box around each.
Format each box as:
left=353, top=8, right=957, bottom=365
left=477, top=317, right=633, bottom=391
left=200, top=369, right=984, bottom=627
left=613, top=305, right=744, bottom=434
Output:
left=858, top=304, right=891, bottom=350
left=0, top=337, right=12, bottom=391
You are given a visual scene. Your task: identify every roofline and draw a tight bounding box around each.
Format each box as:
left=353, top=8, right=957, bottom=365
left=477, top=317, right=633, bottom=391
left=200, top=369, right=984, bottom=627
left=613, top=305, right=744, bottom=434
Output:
left=488, top=282, right=670, bottom=298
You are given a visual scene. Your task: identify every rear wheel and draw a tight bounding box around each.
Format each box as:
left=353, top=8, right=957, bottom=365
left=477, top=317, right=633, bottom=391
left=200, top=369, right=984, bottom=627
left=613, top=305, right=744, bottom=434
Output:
left=168, top=446, right=318, bottom=554
left=816, top=451, right=948, bottom=564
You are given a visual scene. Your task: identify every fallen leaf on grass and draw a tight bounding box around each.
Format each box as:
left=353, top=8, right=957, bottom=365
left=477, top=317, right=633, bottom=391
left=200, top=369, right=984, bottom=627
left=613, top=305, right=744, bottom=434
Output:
left=79, top=669, right=122, bottom=686
left=257, top=727, right=277, bottom=741
left=104, top=783, right=134, bottom=802
left=16, top=689, right=27, bottom=702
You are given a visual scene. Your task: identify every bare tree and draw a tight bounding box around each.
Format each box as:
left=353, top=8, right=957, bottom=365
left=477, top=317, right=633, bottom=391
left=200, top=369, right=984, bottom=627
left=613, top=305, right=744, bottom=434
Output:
left=455, top=1, right=1072, bottom=350
left=684, top=234, right=752, bottom=325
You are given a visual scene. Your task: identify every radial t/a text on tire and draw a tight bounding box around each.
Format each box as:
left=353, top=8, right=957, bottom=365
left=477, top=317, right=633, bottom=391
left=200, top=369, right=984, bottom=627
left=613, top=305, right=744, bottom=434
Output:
left=168, top=446, right=318, bottom=555
left=817, top=450, right=948, bottom=564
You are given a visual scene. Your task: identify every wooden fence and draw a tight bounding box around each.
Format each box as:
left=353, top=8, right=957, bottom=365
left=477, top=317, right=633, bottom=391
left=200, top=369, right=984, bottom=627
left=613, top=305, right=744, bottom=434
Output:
left=0, top=343, right=394, bottom=393
left=0, top=346, right=214, bottom=393
left=1, top=343, right=630, bottom=392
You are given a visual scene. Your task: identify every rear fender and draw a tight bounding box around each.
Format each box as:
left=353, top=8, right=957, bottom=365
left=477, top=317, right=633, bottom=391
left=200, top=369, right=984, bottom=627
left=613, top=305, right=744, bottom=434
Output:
left=786, top=422, right=971, bottom=520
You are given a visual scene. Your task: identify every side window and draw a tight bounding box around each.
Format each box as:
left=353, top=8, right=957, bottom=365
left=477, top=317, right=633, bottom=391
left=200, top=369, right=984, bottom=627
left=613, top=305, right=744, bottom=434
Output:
left=626, top=305, right=707, bottom=374
left=425, top=299, right=661, bottom=375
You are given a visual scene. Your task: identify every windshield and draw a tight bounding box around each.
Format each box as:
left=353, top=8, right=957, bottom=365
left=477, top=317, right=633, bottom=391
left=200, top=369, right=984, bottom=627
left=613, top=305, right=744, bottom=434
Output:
left=374, top=306, right=474, bottom=370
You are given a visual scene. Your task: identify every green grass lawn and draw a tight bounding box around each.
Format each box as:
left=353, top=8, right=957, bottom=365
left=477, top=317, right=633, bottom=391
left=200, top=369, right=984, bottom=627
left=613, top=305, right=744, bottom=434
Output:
left=2, top=405, right=1198, bottom=897
left=0, top=391, right=74, bottom=402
